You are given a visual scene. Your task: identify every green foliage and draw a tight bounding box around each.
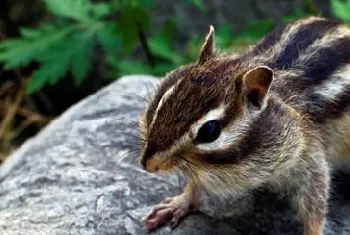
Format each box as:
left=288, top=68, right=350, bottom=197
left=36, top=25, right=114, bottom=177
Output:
left=0, top=0, right=342, bottom=95
left=45, top=0, right=112, bottom=22
left=229, top=19, right=275, bottom=53
left=116, top=5, right=149, bottom=53
left=0, top=0, right=116, bottom=94
left=331, top=0, right=350, bottom=22
left=149, top=20, right=183, bottom=65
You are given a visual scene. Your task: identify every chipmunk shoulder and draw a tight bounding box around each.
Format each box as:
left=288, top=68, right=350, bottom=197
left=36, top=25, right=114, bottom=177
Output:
left=138, top=16, right=350, bottom=235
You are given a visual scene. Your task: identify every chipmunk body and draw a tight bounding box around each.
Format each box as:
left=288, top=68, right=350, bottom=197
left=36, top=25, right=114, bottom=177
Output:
left=138, top=16, right=350, bottom=235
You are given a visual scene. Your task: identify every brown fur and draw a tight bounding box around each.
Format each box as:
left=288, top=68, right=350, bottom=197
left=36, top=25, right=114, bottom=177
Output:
left=139, top=16, right=350, bottom=235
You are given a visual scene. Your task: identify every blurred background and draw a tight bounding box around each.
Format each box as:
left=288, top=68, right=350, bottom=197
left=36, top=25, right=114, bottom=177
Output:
left=0, top=0, right=349, bottom=163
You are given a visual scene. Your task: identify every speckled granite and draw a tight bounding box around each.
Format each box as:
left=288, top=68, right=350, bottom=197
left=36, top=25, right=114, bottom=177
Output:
left=0, top=75, right=350, bottom=235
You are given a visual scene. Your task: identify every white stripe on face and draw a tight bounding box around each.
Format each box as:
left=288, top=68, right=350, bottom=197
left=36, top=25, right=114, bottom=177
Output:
left=191, top=105, right=226, bottom=136
left=189, top=105, right=246, bottom=151
left=188, top=105, right=252, bottom=151
left=149, top=84, right=176, bottom=129
left=196, top=118, right=251, bottom=151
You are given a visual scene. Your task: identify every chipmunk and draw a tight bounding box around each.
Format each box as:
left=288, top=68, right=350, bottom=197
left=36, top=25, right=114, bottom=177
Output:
left=138, top=16, right=350, bottom=235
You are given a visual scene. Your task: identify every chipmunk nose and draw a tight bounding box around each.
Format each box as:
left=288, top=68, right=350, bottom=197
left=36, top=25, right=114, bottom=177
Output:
left=144, top=162, right=159, bottom=173
left=141, top=158, right=159, bottom=173
left=140, top=147, right=159, bottom=172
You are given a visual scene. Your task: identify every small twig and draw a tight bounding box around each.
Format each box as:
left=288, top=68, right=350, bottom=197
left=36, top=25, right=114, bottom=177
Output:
left=0, top=80, right=15, bottom=96
left=0, top=102, right=51, bottom=123
left=137, top=22, right=155, bottom=67
left=5, top=119, right=36, bottom=141
left=0, top=151, right=12, bottom=163
left=0, top=86, right=23, bottom=139
left=37, top=90, right=56, bottom=115
left=16, top=106, right=52, bottom=123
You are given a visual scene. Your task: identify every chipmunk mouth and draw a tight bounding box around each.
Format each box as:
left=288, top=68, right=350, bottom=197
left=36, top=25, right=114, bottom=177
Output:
left=143, top=156, right=174, bottom=173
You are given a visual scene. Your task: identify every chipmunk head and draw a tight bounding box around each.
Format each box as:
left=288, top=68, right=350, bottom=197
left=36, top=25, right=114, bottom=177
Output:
left=138, top=26, right=297, bottom=194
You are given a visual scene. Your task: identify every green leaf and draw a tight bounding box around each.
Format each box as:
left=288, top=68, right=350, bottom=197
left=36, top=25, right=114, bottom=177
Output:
left=71, top=33, right=94, bottom=86
left=19, top=28, right=43, bottom=39
left=97, top=23, right=121, bottom=55
left=27, top=53, right=71, bottom=94
left=135, top=0, right=155, bottom=9
left=44, top=0, right=90, bottom=22
left=44, top=0, right=112, bottom=22
left=331, top=0, right=350, bottom=21
left=149, top=20, right=183, bottom=65
left=24, top=29, right=97, bottom=94
left=0, top=24, right=76, bottom=68
left=216, top=24, right=233, bottom=48
left=116, top=6, right=150, bottom=54
left=26, top=37, right=74, bottom=94
left=234, top=19, right=274, bottom=41
left=27, top=70, right=50, bottom=94
left=93, top=3, right=113, bottom=19
left=189, top=0, right=207, bottom=12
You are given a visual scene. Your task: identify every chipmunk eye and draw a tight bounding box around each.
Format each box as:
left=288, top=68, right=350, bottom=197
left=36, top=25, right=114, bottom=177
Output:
left=195, top=120, right=221, bottom=143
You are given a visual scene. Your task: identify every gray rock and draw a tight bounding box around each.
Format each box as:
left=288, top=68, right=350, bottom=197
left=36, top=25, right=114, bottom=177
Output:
left=0, top=75, right=350, bottom=235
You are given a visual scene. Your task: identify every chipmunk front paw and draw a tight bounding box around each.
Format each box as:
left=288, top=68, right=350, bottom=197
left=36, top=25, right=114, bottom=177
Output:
left=142, top=193, right=199, bottom=231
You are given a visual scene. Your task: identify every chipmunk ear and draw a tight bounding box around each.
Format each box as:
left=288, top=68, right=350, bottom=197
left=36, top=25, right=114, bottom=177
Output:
left=242, top=66, right=274, bottom=109
left=198, top=25, right=215, bottom=65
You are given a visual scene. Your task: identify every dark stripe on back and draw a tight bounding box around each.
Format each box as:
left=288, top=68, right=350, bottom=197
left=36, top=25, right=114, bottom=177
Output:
left=298, top=38, right=350, bottom=89
left=303, top=84, right=350, bottom=123
left=271, top=19, right=340, bottom=70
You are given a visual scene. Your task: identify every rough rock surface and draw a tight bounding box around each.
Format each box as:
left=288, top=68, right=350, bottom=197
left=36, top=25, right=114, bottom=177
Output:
left=1, top=75, right=350, bottom=235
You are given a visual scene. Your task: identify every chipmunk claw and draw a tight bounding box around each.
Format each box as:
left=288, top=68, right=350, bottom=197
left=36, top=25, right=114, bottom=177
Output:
left=142, top=194, right=198, bottom=231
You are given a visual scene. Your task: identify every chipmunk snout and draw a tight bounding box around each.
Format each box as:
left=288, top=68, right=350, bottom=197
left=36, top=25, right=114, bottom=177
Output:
left=142, top=160, right=159, bottom=173
left=141, top=157, right=159, bottom=173
left=140, top=147, right=159, bottom=173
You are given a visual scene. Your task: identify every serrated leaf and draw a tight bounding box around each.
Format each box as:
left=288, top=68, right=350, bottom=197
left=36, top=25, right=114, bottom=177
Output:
left=27, top=55, right=71, bottom=94
left=331, top=0, right=350, bottom=21
left=116, top=6, right=150, bottom=53
left=44, top=0, right=112, bottom=22
left=0, top=24, right=75, bottom=68
left=24, top=29, right=97, bottom=94
left=27, top=71, right=49, bottom=94
left=44, top=0, right=90, bottom=22
left=71, top=33, right=94, bottom=86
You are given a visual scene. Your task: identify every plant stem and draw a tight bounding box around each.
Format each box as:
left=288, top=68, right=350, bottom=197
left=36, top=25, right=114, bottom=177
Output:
left=137, top=22, right=155, bottom=67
